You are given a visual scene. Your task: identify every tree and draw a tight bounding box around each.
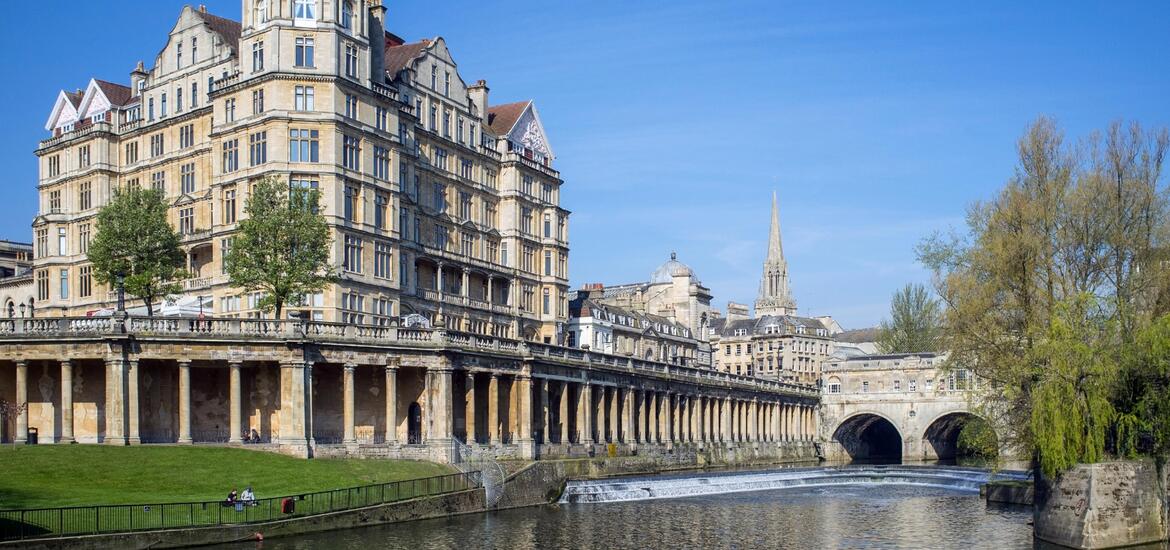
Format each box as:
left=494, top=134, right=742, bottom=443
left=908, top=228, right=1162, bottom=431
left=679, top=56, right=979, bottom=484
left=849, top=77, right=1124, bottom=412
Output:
left=919, top=117, right=1169, bottom=475
left=225, top=176, right=335, bottom=319
left=87, top=187, right=186, bottom=316
left=0, top=399, right=27, bottom=449
left=876, top=283, right=942, bottom=353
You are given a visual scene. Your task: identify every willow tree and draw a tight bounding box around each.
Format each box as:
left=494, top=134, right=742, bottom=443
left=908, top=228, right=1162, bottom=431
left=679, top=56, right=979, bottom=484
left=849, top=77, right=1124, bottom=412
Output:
left=876, top=283, right=942, bottom=353
left=919, top=117, right=1169, bottom=474
left=225, top=176, right=335, bottom=319
left=87, top=187, right=186, bottom=316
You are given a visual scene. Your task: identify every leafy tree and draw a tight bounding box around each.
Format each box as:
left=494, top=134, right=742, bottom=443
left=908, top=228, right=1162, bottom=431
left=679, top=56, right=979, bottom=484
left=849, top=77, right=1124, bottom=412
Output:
left=225, top=176, right=335, bottom=319
left=1113, top=314, right=1170, bottom=459
left=87, top=187, right=186, bottom=316
left=876, top=283, right=942, bottom=353
left=919, top=117, right=1169, bottom=475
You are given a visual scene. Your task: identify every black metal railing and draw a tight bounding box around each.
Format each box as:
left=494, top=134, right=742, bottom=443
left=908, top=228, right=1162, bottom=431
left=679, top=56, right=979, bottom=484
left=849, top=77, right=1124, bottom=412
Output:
left=0, top=471, right=479, bottom=541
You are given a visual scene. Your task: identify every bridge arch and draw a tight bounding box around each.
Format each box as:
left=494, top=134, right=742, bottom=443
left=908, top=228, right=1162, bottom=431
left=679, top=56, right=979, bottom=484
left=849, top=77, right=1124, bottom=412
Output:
left=920, top=411, right=998, bottom=461
left=831, top=412, right=904, bottom=463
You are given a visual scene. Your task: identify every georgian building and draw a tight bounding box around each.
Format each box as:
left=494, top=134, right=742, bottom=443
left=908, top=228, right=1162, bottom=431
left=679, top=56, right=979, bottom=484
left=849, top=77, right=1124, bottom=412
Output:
left=32, top=1, right=569, bottom=342
left=708, top=194, right=833, bottom=386
left=567, top=288, right=703, bottom=367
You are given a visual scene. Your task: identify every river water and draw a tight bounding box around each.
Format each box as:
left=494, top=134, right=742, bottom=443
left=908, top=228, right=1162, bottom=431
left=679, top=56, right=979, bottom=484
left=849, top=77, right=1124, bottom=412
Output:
left=228, top=467, right=1035, bottom=550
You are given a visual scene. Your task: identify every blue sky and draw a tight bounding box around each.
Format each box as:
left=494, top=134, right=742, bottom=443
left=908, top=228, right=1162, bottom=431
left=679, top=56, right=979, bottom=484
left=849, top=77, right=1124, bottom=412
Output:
left=2, top=1, right=1167, bottom=328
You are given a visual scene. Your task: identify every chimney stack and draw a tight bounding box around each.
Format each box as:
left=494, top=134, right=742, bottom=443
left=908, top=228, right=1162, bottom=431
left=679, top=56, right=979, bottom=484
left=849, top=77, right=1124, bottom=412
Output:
left=368, top=0, right=387, bottom=87
left=468, top=79, right=489, bottom=123
left=130, top=61, right=147, bottom=97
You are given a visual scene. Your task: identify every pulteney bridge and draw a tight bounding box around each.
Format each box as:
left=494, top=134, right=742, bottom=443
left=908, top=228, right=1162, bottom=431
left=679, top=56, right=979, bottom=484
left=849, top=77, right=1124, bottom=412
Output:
left=817, top=353, right=1002, bottom=462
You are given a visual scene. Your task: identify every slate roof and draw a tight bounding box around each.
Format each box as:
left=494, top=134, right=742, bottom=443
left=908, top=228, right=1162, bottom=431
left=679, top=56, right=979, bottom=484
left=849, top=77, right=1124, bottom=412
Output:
left=711, top=315, right=829, bottom=337
left=569, top=296, right=693, bottom=339
left=384, top=39, right=430, bottom=76
left=94, top=79, right=133, bottom=107
left=835, top=327, right=881, bottom=344
left=194, top=9, right=242, bottom=54
left=486, top=100, right=529, bottom=136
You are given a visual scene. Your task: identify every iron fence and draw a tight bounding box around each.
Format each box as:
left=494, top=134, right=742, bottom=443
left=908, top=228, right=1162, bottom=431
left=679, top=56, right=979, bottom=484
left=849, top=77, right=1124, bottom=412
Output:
left=0, top=471, right=480, bottom=541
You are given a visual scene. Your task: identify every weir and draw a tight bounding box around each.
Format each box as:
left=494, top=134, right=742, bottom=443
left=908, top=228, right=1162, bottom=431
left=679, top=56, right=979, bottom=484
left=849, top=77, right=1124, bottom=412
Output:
left=559, top=465, right=1030, bottom=504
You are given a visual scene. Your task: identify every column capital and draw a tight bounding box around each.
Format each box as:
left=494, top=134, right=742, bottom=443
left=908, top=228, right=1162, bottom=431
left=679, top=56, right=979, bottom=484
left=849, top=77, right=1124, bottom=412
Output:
left=60, top=358, right=72, bottom=367
left=176, top=358, right=192, bottom=366
left=384, top=363, right=399, bottom=373
left=14, top=359, right=27, bottom=368
left=344, top=362, right=357, bottom=372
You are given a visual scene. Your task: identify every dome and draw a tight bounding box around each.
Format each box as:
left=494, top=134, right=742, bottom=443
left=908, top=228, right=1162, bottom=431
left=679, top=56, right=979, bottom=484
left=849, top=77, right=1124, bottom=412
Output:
left=650, top=252, right=699, bottom=284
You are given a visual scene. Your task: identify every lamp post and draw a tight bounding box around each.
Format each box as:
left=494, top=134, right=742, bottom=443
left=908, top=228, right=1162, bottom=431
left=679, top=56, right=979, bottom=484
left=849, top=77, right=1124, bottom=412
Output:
left=18, top=303, right=25, bottom=318
left=115, top=272, right=126, bottom=313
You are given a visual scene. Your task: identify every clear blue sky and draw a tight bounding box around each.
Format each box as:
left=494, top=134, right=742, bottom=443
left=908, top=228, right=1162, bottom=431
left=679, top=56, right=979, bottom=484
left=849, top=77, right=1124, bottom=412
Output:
left=2, top=1, right=1167, bottom=328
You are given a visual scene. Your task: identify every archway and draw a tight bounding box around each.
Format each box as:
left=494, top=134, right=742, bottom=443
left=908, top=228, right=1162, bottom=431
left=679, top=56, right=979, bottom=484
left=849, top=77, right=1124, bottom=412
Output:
left=407, top=402, right=423, bottom=444
left=921, top=412, right=997, bottom=461
left=831, top=413, right=903, bottom=463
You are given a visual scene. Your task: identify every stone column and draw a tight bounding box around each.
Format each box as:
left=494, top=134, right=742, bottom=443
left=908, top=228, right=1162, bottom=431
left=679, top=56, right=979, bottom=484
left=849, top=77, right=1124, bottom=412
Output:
left=624, top=387, right=635, bottom=444
left=228, top=362, right=243, bottom=444
left=103, top=358, right=126, bottom=445
left=515, top=373, right=534, bottom=457
left=538, top=378, right=549, bottom=444
left=14, top=361, right=27, bottom=444
left=666, top=393, right=677, bottom=443
left=654, top=392, right=664, bottom=443
left=60, top=359, right=74, bottom=443
left=608, top=387, right=618, bottom=443
left=126, top=359, right=141, bottom=445
left=638, top=391, right=648, bottom=443
left=385, top=364, right=398, bottom=444
left=559, top=382, right=571, bottom=444
left=464, top=372, right=477, bottom=444
left=342, top=363, right=357, bottom=444
left=795, top=405, right=804, bottom=442
left=461, top=268, right=469, bottom=298
left=177, top=360, right=192, bottom=444
left=430, top=368, right=454, bottom=443
left=577, top=381, right=589, bottom=447
left=487, top=373, right=500, bottom=445
left=752, top=399, right=760, bottom=442
left=278, top=362, right=310, bottom=449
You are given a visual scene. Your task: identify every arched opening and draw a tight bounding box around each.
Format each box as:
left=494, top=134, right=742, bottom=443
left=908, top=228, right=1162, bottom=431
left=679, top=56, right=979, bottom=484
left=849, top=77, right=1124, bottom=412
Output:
left=832, top=413, right=903, bottom=464
left=922, top=412, right=998, bottom=462
left=407, top=402, right=423, bottom=444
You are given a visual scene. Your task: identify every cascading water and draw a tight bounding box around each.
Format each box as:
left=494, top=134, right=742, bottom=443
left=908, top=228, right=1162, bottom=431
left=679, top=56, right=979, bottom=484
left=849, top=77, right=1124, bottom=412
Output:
left=559, top=466, right=1030, bottom=504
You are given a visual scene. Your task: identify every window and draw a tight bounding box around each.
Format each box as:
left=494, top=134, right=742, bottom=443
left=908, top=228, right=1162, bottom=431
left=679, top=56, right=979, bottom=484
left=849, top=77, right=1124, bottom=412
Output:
left=429, top=103, right=437, bottom=131
left=294, top=85, right=314, bottom=110
left=190, top=82, right=198, bottom=109
left=541, top=184, right=553, bottom=203
left=220, top=237, right=233, bottom=274
left=176, top=87, right=183, bottom=112
left=373, top=146, right=390, bottom=179
left=544, top=250, right=552, bottom=275
left=78, top=223, right=91, bottom=254
left=59, top=269, right=69, bottom=300
left=149, top=134, right=164, bottom=157
left=343, top=235, right=362, bottom=273
left=179, top=124, right=195, bottom=148
left=341, top=0, right=353, bottom=29
left=192, top=36, right=197, bottom=61
left=79, top=266, right=92, bottom=298
left=79, top=181, right=92, bottom=210
left=521, top=175, right=533, bottom=195
left=224, top=98, right=236, bottom=122
left=457, top=117, right=464, bottom=143
left=252, top=89, right=264, bottom=114
left=223, top=187, right=237, bottom=224
left=289, top=129, right=319, bottom=162
left=909, top=380, right=917, bottom=392
left=460, top=158, right=473, bottom=180
left=484, top=202, right=497, bottom=228
left=521, top=207, right=533, bottom=235
left=434, top=224, right=448, bottom=250
left=77, top=145, right=91, bottom=169
left=486, top=240, right=498, bottom=263
left=543, top=214, right=551, bottom=237
left=459, top=192, right=472, bottom=220
left=373, top=241, right=391, bottom=278
left=862, top=381, right=869, bottom=393
left=342, top=135, right=361, bottom=170
left=180, top=163, right=195, bottom=194
left=372, top=297, right=392, bottom=325
left=222, top=138, right=239, bottom=172
left=461, top=232, right=474, bottom=256
left=431, top=64, right=437, bottom=89
left=557, top=216, right=565, bottom=240
left=500, top=242, right=508, bottom=266
left=35, top=270, right=48, bottom=301
left=179, top=207, right=195, bottom=234
left=444, top=71, right=450, bottom=96
left=893, top=380, right=901, bottom=391
left=161, top=92, right=168, bottom=117
left=58, top=227, right=67, bottom=255
left=543, top=288, right=550, bottom=314
left=442, top=109, right=452, bottom=137
left=254, top=0, right=268, bottom=24
left=344, top=43, right=358, bottom=78
left=432, top=147, right=448, bottom=171
left=48, top=155, right=60, bottom=177
left=341, top=292, right=364, bottom=324
left=251, top=41, right=264, bottom=72
left=522, top=245, right=534, bottom=273
left=373, top=193, right=389, bottom=230
left=344, top=94, right=358, bottom=119
left=344, top=184, right=358, bottom=222
left=485, top=169, right=497, bottom=189
left=148, top=98, right=155, bottom=121
left=432, top=183, right=446, bottom=212
left=249, top=131, right=267, bottom=166
left=375, top=106, right=387, bottom=131
left=294, top=0, right=316, bottom=21
left=295, top=37, right=314, bottom=66
left=177, top=41, right=183, bottom=67
left=150, top=171, right=166, bottom=193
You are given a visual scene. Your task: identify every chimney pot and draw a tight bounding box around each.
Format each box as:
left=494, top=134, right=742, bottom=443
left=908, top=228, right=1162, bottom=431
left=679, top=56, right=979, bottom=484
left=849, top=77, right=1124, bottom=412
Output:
left=199, top=4, right=206, bottom=13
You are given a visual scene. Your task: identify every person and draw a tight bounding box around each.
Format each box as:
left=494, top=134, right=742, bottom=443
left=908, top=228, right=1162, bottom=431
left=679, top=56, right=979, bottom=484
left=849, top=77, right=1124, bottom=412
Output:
left=250, top=428, right=260, bottom=443
left=223, top=488, right=238, bottom=507
left=241, top=486, right=256, bottom=506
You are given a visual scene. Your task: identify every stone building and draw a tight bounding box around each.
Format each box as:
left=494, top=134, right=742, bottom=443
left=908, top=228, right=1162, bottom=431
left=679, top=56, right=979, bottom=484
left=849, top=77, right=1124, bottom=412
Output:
left=0, top=241, right=33, bottom=320
left=566, top=288, right=703, bottom=367
left=583, top=253, right=714, bottom=339
left=33, top=1, right=568, bottom=342
left=707, top=195, right=833, bottom=386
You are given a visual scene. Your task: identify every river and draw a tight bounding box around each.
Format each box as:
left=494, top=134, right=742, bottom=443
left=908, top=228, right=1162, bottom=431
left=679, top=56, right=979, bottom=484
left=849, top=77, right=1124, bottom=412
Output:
left=221, top=466, right=1035, bottom=550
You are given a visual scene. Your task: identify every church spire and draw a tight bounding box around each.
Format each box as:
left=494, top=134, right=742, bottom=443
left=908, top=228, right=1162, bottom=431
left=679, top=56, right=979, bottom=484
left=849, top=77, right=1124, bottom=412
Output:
left=755, top=191, right=796, bottom=317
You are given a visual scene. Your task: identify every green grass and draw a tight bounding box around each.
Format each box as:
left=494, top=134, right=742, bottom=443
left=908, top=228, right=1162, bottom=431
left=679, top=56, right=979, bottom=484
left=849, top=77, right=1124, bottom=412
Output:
left=0, top=445, right=452, bottom=510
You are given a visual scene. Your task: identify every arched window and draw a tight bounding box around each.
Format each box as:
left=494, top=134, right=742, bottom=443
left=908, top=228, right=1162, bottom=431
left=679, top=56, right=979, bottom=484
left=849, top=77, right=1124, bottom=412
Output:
left=340, top=0, right=354, bottom=29
left=254, top=0, right=269, bottom=24
left=5, top=301, right=13, bottom=318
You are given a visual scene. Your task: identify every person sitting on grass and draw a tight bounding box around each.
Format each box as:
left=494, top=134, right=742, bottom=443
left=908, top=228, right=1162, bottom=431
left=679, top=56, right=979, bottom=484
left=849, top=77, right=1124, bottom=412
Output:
left=223, top=488, right=238, bottom=507
left=241, top=486, right=256, bottom=506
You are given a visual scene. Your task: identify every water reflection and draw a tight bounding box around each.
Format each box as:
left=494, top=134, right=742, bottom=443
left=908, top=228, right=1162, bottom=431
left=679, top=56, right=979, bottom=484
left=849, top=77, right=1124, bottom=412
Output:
left=223, top=485, right=1033, bottom=550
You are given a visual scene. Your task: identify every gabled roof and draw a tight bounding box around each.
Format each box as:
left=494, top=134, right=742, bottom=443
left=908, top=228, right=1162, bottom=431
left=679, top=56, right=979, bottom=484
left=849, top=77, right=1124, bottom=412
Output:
left=65, top=91, right=83, bottom=107
left=194, top=9, right=242, bottom=54
left=486, top=101, right=530, bottom=136
left=384, top=39, right=430, bottom=76
left=94, top=80, right=133, bottom=107
left=45, top=89, right=82, bottom=131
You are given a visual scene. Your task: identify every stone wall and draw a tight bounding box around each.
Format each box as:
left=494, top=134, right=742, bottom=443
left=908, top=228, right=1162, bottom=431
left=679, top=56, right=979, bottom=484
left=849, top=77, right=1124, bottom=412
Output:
left=1034, top=459, right=1167, bottom=549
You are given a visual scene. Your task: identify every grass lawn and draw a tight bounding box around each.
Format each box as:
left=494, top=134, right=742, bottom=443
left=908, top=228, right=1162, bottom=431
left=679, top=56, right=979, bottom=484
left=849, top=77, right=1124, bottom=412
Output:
left=0, top=445, right=452, bottom=510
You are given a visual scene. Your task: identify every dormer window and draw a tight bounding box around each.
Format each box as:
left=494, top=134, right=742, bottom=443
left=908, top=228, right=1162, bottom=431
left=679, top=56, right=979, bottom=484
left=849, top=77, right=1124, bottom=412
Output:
left=294, top=0, right=316, bottom=22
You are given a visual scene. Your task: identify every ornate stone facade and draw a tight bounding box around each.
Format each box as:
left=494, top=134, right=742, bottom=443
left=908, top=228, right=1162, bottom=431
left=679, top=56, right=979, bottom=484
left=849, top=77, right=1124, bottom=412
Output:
left=32, top=1, right=568, bottom=342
